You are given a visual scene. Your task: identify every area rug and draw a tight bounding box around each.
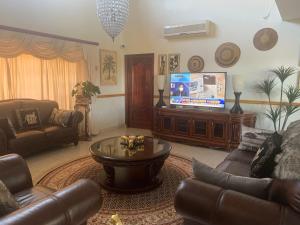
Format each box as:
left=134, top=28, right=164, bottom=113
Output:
left=37, top=154, right=192, bottom=225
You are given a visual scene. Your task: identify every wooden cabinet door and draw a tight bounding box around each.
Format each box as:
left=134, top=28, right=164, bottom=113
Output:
left=191, top=119, right=209, bottom=138
left=125, top=54, right=154, bottom=129
left=174, top=117, right=189, bottom=136
left=211, top=120, right=227, bottom=141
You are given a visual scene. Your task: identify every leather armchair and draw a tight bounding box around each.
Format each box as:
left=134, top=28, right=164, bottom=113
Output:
left=0, top=154, right=101, bottom=225
left=175, top=178, right=300, bottom=225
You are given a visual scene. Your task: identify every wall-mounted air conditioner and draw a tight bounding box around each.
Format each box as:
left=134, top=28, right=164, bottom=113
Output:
left=163, top=20, right=212, bottom=38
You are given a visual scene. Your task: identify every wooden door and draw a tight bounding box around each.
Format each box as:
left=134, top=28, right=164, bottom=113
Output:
left=125, top=54, right=154, bottom=129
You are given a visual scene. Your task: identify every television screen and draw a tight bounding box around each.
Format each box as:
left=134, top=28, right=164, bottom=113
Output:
left=170, top=72, right=226, bottom=108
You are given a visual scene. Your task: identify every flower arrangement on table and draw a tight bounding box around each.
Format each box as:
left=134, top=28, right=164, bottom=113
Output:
left=120, top=135, right=145, bottom=156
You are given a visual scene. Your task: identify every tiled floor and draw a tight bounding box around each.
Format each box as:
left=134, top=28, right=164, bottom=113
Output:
left=26, top=127, right=228, bottom=183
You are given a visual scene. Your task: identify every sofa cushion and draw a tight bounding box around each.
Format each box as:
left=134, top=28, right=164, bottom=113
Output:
left=42, top=126, right=74, bottom=141
left=250, top=132, right=282, bottom=178
left=192, top=159, right=272, bottom=199
left=273, top=120, right=300, bottom=179
left=238, top=126, right=273, bottom=152
left=224, top=149, right=256, bottom=165
left=8, top=131, right=47, bottom=156
left=0, top=118, right=16, bottom=139
left=0, top=180, right=19, bottom=216
left=16, top=108, right=41, bottom=130
left=14, top=185, right=54, bottom=208
left=48, top=108, right=73, bottom=127
left=216, top=160, right=251, bottom=177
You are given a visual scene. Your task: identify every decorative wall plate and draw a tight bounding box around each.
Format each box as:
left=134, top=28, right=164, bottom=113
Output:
left=187, top=55, right=204, bottom=73
left=215, top=42, right=241, bottom=68
left=253, top=28, right=278, bottom=51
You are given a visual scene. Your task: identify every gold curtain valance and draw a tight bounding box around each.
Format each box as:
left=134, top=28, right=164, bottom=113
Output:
left=0, top=30, right=85, bottom=62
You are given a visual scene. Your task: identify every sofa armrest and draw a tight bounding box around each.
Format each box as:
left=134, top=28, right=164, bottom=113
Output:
left=175, top=178, right=300, bottom=225
left=0, top=129, right=8, bottom=154
left=0, top=179, right=101, bottom=225
left=70, top=111, right=84, bottom=128
left=0, top=154, right=33, bottom=194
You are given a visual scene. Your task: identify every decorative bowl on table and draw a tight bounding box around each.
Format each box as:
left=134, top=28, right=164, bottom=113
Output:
left=120, top=135, right=144, bottom=150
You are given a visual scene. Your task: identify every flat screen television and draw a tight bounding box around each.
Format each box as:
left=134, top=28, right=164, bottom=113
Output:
left=170, top=72, right=226, bottom=108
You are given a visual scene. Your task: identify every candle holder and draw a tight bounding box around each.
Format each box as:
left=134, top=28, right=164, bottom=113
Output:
left=156, top=89, right=166, bottom=108
left=230, top=92, right=243, bottom=114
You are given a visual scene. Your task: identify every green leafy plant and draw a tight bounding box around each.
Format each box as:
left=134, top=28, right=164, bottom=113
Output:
left=256, top=66, right=299, bottom=132
left=72, top=81, right=101, bottom=98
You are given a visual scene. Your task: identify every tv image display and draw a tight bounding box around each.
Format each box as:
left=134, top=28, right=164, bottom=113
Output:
left=170, top=72, right=226, bottom=108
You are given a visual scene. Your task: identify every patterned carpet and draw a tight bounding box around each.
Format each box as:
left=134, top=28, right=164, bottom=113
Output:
left=37, top=154, right=192, bottom=225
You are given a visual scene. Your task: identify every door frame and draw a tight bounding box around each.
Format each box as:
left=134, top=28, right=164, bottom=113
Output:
left=125, top=53, right=154, bottom=128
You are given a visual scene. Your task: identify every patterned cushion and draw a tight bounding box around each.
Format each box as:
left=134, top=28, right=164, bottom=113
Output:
left=192, top=158, right=271, bottom=199
left=273, top=120, right=300, bottom=179
left=0, top=118, right=16, bottom=139
left=238, top=126, right=273, bottom=152
left=250, top=132, right=282, bottom=178
left=16, top=108, right=41, bottom=130
left=0, top=180, right=19, bottom=216
left=48, top=108, right=73, bottom=127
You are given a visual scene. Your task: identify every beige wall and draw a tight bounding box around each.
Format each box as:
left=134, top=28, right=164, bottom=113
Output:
left=0, top=0, right=300, bottom=130
left=123, top=0, right=300, bottom=129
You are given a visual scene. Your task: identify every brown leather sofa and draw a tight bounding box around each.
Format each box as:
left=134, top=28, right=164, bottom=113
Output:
left=175, top=149, right=300, bottom=225
left=0, top=154, right=101, bottom=225
left=0, top=99, right=83, bottom=157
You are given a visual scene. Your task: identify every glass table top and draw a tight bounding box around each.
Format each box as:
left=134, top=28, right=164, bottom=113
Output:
left=90, top=136, right=171, bottom=161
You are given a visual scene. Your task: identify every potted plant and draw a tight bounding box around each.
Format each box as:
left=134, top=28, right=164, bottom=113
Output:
left=72, top=81, right=101, bottom=104
left=256, top=66, right=300, bottom=132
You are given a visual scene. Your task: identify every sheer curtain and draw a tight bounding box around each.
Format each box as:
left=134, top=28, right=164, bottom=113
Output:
left=0, top=54, right=83, bottom=109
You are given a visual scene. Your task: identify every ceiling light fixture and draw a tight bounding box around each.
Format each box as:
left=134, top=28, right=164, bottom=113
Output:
left=96, top=0, right=129, bottom=42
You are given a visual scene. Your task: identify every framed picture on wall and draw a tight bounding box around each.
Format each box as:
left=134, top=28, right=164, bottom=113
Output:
left=168, top=53, right=180, bottom=74
left=100, top=49, right=117, bottom=85
left=158, top=54, right=168, bottom=75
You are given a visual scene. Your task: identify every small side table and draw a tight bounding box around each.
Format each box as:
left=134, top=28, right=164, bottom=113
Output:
left=74, top=96, right=91, bottom=141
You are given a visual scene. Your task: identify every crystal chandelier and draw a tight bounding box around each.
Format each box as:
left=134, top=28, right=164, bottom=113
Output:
left=96, top=0, right=129, bottom=41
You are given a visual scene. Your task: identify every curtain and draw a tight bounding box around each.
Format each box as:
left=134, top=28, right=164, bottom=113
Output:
left=0, top=29, right=95, bottom=109
left=0, top=54, right=84, bottom=109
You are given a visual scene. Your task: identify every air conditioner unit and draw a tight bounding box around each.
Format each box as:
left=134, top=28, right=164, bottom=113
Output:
left=163, top=20, right=212, bottom=38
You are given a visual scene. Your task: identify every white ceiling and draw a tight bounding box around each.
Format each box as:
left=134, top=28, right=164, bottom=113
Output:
left=276, top=0, right=300, bottom=20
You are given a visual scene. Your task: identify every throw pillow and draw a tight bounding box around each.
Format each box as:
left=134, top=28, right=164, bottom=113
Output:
left=48, top=108, right=73, bottom=127
left=273, top=120, right=300, bottom=179
left=192, top=158, right=272, bottom=199
left=250, top=132, right=282, bottom=178
left=0, top=118, right=16, bottom=139
left=0, top=180, right=19, bottom=216
left=238, top=126, right=273, bottom=152
left=16, top=108, right=41, bottom=130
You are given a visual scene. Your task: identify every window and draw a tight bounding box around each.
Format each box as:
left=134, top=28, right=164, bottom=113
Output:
left=0, top=54, right=79, bottom=109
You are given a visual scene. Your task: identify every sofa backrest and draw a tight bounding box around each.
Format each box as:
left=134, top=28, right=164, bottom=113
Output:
left=0, top=99, right=58, bottom=129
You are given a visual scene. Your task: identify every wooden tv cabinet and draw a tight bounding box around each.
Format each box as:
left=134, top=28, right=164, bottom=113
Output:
left=153, top=107, right=256, bottom=151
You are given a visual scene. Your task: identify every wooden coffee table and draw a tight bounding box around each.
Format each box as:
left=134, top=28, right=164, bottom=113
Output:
left=90, top=136, right=171, bottom=193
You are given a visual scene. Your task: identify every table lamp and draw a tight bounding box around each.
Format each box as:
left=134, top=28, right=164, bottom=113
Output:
left=156, top=75, right=167, bottom=107
left=230, top=75, right=244, bottom=114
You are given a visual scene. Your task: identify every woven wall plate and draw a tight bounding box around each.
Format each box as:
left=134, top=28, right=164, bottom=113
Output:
left=253, top=28, right=278, bottom=51
left=187, top=55, right=204, bottom=72
left=215, top=42, right=241, bottom=68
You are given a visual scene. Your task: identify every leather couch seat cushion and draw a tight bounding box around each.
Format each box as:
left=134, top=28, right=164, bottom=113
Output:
left=216, top=160, right=251, bottom=177
left=14, top=186, right=54, bottom=208
left=224, top=149, right=256, bottom=164
left=9, top=131, right=47, bottom=156
left=43, top=126, right=74, bottom=140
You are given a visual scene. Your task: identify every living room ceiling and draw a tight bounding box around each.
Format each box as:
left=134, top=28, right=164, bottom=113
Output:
left=276, top=0, right=300, bottom=20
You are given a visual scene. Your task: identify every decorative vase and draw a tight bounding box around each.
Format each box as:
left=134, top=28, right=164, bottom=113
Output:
left=230, top=92, right=244, bottom=114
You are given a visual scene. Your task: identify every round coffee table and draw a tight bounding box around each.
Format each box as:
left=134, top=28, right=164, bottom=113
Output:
left=90, top=136, right=171, bottom=193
